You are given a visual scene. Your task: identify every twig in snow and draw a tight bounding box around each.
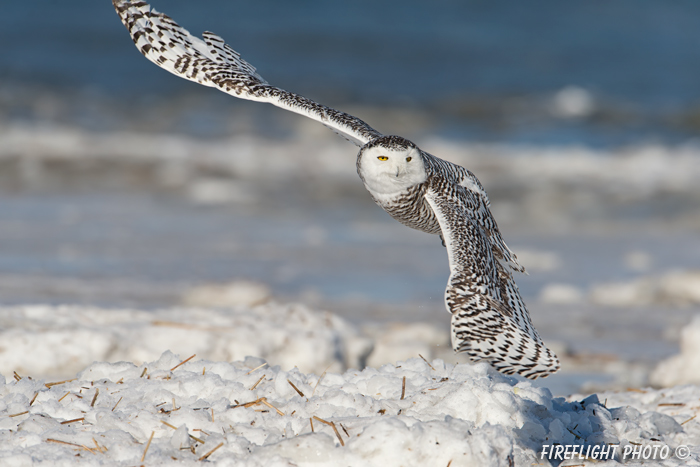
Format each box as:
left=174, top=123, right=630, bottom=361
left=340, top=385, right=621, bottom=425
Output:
left=313, top=364, right=333, bottom=396
left=249, top=375, right=266, bottom=390
left=141, top=431, right=155, bottom=462
left=245, top=362, right=268, bottom=375
left=60, top=418, right=85, bottom=425
left=45, top=378, right=76, bottom=388
left=112, top=396, right=123, bottom=412
left=287, top=379, right=305, bottom=398
left=260, top=397, right=284, bottom=416
left=418, top=354, right=435, bottom=370
left=312, top=416, right=345, bottom=446
left=682, top=415, right=697, bottom=425
left=198, top=442, right=224, bottom=461
left=171, top=354, right=196, bottom=372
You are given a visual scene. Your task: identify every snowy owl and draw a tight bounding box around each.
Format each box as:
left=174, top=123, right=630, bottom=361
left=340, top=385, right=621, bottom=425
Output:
left=113, top=0, right=560, bottom=379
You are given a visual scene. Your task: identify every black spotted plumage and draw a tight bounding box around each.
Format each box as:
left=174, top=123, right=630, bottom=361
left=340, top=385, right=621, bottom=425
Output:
left=113, top=0, right=560, bottom=379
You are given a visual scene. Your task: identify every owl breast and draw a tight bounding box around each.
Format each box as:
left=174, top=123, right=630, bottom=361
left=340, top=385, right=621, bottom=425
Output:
left=370, top=182, right=442, bottom=235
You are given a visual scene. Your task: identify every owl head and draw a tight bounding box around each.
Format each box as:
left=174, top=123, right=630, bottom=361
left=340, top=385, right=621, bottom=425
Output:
left=357, top=136, right=426, bottom=194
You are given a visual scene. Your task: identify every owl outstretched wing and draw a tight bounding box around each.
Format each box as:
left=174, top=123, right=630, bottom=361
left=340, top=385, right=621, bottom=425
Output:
left=423, top=176, right=559, bottom=379
left=113, top=0, right=383, bottom=146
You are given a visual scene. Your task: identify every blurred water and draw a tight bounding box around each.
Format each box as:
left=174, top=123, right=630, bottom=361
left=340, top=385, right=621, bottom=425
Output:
left=3, top=1, right=700, bottom=145
left=2, top=1, right=700, bottom=394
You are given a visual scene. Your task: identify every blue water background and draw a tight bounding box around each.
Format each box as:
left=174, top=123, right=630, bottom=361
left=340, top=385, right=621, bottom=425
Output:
left=3, top=1, right=700, bottom=145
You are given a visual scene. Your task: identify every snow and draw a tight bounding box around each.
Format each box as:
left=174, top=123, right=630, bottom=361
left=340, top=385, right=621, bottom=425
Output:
left=590, top=270, right=700, bottom=308
left=1, top=301, right=700, bottom=465
left=651, top=316, right=700, bottom=387
left=0, top=303, right=372, bottom=378
left=4, top=123, right=700, bottom=206
left=2, top=351, right=700, bottom=466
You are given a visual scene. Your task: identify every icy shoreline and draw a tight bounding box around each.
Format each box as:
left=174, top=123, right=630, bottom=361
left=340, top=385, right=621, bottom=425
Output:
left=2, top=352, right=699, bottom=466
left=1, top=301, right=699, bottom=465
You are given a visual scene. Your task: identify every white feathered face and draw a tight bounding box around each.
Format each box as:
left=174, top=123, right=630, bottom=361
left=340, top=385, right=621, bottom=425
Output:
left=358, top=144, right=426, bottom=194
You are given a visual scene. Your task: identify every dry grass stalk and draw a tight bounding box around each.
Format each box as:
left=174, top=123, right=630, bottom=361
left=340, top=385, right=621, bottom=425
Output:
left=60, top=417, right=85, bottom=425
left=13, top=371, right=22, bottom=381
left=340, top=423, right=349, bottom=437
left=658, top=402, right=684, bottom=407
left=401, top=376, right=406, bottom=400
left=9, top=411, right=29, bottom=418
left=245, top=362, right=268, bottom=375
left=626, top=388, right=647, bottom=393
left=91, top=388, right=100, bottom=407
left=312, top=416, right=345, bottom=446
left=198, top=442, right=224, bottom=461
left=313, top=365, right=332, bottom=397
left=249, top=375, right=266, bottom=390
left=309, top=418, right=314, bottom=433
left=287, top=379, right=305, bottom=398
left=231, top=398, right=263, bottom=409
left=46, top=438, right=97, bottom=454
left=141, top=431, right=155, bottom=462
left=140, top=368, right=148, bottom=378
left=45, top=378, right=76, bottom=388
left=58, top=392, right=71, bottom=403
left=161, top=421, right=177, bottom=430
left=30, top=392, right=39, bottom=406
left=202, top=367, right=206, bottom=375
left=47, top=438, right=82, bottom=448
left=682, top=415, right=697, bottom=425
left=171, top=354, right=196, bottom=372
left=93, top=437, right=107, bottom=453
left=112, top=396, right=123, bottom=412
left=260, top=398, right=285, bottom=416
left=446, top=460, right=452, bottom=467
left=161, top=421, right=204, bottom=443
left=418, top=354, right=435, bottom=370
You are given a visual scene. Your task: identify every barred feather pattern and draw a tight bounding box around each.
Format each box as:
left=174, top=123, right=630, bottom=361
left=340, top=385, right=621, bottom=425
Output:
left=424, top=176, right=560, bottom=379
left=113, top=0, right=559, bottom=379
left=112, top=0, right=382, bottom=146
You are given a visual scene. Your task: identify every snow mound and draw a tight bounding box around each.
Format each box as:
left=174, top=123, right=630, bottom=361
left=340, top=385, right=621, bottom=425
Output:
left=0, top=303, right=372, bottom=378
left=1, top=353, right=698, bottom=466
left=182, top=281, right=272, bottom=308
left=651, top=315, right=700, bottom=387
left=590, top=270, right=700, bottom=308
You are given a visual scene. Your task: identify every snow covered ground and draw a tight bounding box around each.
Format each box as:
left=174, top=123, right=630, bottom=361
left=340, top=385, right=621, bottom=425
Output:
left=1, top=301, right=700, bottom=465
left=2, top=351, right=700, bottom=466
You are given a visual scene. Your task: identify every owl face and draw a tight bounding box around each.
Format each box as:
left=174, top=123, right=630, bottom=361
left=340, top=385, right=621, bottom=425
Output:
left=358, top=142, right=426, bottom=195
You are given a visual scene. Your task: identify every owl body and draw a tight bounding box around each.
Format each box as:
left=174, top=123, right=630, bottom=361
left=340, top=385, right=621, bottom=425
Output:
left=113, top=0, right=560, bottom=379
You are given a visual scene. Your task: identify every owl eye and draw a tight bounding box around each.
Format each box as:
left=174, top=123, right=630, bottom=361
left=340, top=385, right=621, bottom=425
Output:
left=377, top=156, right=388, bottom=161
left=406, top=156, right=412, bottom=162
